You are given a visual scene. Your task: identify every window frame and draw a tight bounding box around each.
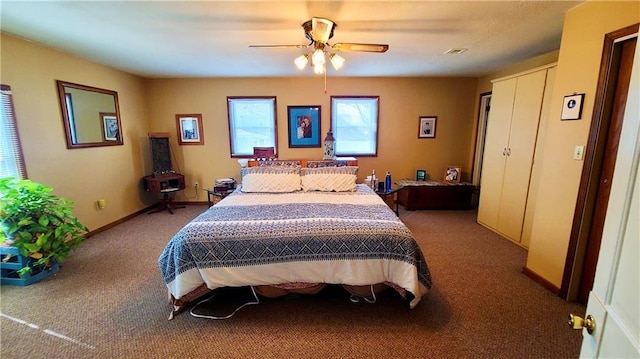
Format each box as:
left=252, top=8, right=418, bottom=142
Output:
left=1, top=84, right=28, bottom=179
left=330, top=95, right=380, bottom=157
left=227, top=96, right=278, bottom=158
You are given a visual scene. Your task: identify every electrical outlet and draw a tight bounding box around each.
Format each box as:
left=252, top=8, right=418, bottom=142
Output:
left=194, top=182, right=199, bottom=190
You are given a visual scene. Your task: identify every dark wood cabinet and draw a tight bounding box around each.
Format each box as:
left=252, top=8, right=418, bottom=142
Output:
left=143, top=173, right=185, bottom=193
left=398, top=182, right=475, bottom=210
left=143, top=173, right=185, bottom=214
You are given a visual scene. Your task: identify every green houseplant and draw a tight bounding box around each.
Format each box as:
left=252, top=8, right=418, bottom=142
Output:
left=0, top=177, right=88, bottom=277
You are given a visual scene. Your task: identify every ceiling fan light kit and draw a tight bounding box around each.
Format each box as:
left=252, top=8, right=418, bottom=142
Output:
left=250, top=17, right=388, bottom=75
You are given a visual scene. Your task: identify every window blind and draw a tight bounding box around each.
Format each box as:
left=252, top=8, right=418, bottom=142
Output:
left=1, top=85, right=27, bottom=179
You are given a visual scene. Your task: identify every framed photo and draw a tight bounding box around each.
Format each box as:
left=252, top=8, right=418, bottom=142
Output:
left=176, top=114, right=204, bottom=145
left=288, top=106, right=321, bottom=148
left=444, top=166, right=461, bottom=183
left=561, top=93, right=585, bottom=120
left=416, top=169, right=427, bottom=181
left=418, top=116, right=437, bottom=138
left=100, top=112, right=119, bottom=141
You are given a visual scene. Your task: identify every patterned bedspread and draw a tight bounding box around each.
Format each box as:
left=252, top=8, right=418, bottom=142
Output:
left=158, top=184, right=432, bottom=308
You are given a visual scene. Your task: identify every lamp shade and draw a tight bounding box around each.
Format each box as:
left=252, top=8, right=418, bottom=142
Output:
left=330, top=54, right=345, bottom=70
left=311, top=49, right=325, bottom=65
left=294, top=54, right=309, bottom=70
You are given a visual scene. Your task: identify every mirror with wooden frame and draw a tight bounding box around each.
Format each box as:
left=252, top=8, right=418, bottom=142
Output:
left=56, top=80, right=123, bottom=148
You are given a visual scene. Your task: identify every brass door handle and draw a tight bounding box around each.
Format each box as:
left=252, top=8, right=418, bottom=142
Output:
left=569, top=314, right=596, bottom=335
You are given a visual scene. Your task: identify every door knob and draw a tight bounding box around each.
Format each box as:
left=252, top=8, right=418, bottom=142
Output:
left=568, top=314, right=596, bottom=334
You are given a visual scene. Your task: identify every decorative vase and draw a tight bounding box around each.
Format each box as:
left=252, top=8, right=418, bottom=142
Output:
left=323, top=130, right=335, bottom=160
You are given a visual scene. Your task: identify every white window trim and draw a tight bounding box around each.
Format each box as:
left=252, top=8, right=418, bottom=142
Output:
left=1, top=84, right=27, bottom=179
left=227, top=96, right=278, bottom=158
left=330, top=96, right=380, bottom=157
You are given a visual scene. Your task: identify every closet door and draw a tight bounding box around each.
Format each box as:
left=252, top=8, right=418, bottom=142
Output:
left=477, top=78, right=517, bottom=229
left=497, top=69, right=548, bottom=241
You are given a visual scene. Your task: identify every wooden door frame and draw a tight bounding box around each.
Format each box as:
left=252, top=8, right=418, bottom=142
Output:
left=560, top=23, right=639, bottom=301
left=471, top=92, right=492, bottom=187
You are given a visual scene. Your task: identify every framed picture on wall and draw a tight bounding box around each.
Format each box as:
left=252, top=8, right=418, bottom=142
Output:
left=444, top=166, right=462, bottom=183
left=176, top=114, right=204, bottom=145
left=101, top=113, right=119, bottom=141
left=561, top=93, right=585, bottom=120
left=288, top=105, right=321, bottom=148
left=416, top=169, right=427, bottom=181
left=418, top=116, right=437, bottom=138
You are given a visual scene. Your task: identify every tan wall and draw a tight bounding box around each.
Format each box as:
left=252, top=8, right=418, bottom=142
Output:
left=145, top=76, right=478, bottom=197
left=2, top=31, right=479, bottom=230
left=1, top=33, right=153, bottom=231
left=526, top=1, right=640, bottom=286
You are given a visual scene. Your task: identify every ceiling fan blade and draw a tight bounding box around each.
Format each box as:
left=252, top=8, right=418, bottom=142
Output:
left=332, top=43, right=389, bottom=53
left=248, top=44, right=309, bottom=49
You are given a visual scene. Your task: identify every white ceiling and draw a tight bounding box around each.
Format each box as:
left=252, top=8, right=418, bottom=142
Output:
left=0, top=1, right=583, bottom=78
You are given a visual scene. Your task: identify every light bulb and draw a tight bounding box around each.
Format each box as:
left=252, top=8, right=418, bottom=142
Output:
left=330, top=53, right=345, bottom=70
left=294, top=54, right=309, bottom=70
left=313, top=63, right=325, bottom=74
left=311, top=49, right=325, bottom=66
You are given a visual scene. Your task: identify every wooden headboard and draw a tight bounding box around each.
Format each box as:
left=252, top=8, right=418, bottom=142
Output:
left=247, top=157, right=358, bottom=168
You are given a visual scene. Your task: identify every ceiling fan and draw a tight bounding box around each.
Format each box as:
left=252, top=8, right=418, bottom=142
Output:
left=249, top=17, right=389, bottom=74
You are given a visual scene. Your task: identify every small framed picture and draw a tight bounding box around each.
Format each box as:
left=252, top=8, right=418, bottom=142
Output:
left=561, top=93, right=585, bottom=120
left=100, top=112, right=119, bottom=141
left=444, top=166, right=461, bottom=183
left=288, top=106, right=321, bottom=148
left=418, top=116, right=437, bottom=139
left=176, top=114, right=204, bottom=145
left=416, top=169, right=427, bottom=181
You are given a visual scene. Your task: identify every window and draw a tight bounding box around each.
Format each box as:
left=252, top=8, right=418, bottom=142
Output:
left=331, top=96, right=380, bottom=156
left=0, top=85, right=27, bottom=179
left=227, top=97, right=277, bottom=157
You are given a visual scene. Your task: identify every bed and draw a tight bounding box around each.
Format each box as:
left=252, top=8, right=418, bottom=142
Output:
left=158, top=162, right=432, bottom=319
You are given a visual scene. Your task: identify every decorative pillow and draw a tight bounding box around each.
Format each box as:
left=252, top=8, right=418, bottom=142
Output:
left=301, top=166, right=358, bottom=192
left=240, top=166, right=301, bottom=193
left=255, top=160, right=301, bottom=167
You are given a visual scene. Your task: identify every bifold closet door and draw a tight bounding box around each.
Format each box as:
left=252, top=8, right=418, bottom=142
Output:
left=496, top=69, right=548, bottom=241
left=477, top=78, right=517, bottom=229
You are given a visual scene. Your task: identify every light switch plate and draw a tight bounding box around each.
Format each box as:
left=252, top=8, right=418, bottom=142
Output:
left=574, top=145, right=585, bottom=160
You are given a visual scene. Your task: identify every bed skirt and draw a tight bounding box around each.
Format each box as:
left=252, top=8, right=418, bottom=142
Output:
left=167, top=281, right=408, bottom=319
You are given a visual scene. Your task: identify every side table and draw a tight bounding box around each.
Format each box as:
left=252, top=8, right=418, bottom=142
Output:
left=205, top=188, right=234, bottom=207
left=143, top=173, right=186, bottom=215
left=375, top=186, right=401, bottom=216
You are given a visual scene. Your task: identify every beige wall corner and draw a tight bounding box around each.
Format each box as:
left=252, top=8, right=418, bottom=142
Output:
left=525, top=1, right=640, bottom=286
left=1, top=33, right=152, bottom=231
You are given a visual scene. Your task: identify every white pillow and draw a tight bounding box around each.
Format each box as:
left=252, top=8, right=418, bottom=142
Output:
left=240, top=166, right=301, bottom=193
left=301, top=166, right=358, bottom=192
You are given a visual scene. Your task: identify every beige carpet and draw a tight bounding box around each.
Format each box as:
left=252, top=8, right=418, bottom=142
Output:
left=0, top=205, right=586, bottom=358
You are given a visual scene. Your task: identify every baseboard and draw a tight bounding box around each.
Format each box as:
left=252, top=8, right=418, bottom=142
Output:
left=476, top=221, right=529, bottom=250
left=522, top=265, right=560, bottom=295
left=84, top=202, right=206, bottom=238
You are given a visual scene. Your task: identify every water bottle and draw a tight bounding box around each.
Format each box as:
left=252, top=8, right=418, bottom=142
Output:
left=385, top=172, right=392, bottom=192
left=371, top=169, right=376, bottom=190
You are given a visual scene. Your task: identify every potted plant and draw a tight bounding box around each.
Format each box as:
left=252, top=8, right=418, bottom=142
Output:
left=0, top=177, right=88, bottom=278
